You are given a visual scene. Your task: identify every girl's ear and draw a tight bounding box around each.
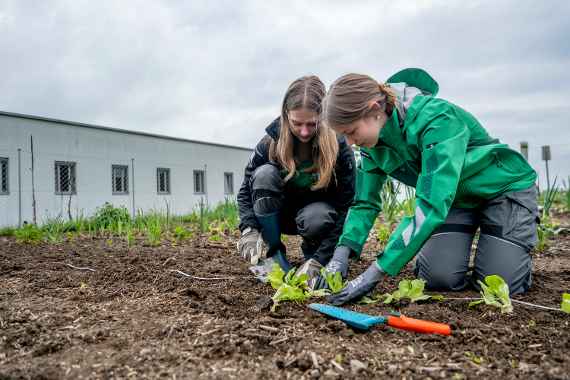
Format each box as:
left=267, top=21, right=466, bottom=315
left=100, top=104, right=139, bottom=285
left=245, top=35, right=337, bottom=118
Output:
left=367, top=101, right=383, bottom=112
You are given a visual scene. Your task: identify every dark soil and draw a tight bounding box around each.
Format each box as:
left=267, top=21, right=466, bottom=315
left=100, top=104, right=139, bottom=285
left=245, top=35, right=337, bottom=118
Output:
left=1, top=217, right=569, bottom=379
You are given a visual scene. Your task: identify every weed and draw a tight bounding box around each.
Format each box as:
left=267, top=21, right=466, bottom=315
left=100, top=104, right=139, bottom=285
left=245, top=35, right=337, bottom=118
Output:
left=15, top=224, right=43, bottom=244
left=0, top=227, right=15, bottom=237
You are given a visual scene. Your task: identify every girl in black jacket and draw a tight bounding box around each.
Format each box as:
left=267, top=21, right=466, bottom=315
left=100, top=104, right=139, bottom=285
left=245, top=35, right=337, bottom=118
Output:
left=237, top=75, right=355, bottom=282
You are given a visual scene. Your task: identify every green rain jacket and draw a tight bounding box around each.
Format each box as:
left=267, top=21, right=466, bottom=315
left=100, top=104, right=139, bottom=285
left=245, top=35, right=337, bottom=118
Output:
left=338, top=68, right=537, bottom=276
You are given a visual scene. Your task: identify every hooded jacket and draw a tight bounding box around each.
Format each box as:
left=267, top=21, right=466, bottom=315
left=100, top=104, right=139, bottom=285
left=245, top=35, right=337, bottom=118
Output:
left=338, top=68, right=537, bottom=276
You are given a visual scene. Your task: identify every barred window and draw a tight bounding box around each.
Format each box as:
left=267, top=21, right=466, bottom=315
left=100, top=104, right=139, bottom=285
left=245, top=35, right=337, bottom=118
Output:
left=157, top=168, right=171, bottom=194
left=55, top=161, right=77, bottom=195
left=193, top=170, right=205, bottom=194
left=112, top=165, right=129, bottom=194
left=224, top=172, right=234, bottom=194
left=0, top=157, right=8, bottom=195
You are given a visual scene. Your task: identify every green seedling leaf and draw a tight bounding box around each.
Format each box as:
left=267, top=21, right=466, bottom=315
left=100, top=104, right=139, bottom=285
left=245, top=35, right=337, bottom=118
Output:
left=475, top=275, right=513, bottom=313
left=358, top=293, right=384, bottom=305
left=270, top=266, right=329, bottom=311
left=320, top=268, right=346, bottom=294
left=561, top=293, right=570, bottom=314
left=309, top=289, right=329, bottom=298
left=382, top=278, right=439, bottom=304
left=267, top=264, right=285, bottom=290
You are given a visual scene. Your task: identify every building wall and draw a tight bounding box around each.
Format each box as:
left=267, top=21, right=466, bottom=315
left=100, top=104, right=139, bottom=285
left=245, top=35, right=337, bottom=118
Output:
left=0, top=113, right=253, bottom=227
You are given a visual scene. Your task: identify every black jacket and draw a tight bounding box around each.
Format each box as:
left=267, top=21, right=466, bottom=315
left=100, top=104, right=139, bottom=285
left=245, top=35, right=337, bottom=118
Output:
left=238, top=118, right=356, bottom=262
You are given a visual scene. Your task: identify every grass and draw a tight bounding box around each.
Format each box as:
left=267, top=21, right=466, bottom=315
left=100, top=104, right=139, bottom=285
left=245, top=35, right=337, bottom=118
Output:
left=7, top=199, right=239, bottom=245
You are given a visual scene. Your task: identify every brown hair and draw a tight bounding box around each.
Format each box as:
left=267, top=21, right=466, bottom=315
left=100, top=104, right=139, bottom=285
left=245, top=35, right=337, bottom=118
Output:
left=323, top=73, right=397, bottom=127
left=270, top=75, right=339, bottom=190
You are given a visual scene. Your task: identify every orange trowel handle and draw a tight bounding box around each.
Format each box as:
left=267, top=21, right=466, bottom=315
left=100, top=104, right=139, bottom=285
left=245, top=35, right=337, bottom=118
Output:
left=386, top=315, right=452, bottom=335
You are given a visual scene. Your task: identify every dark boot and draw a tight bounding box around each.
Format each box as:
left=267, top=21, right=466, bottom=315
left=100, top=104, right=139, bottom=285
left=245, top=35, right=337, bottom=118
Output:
left=256, top=212, right=291, bottom=272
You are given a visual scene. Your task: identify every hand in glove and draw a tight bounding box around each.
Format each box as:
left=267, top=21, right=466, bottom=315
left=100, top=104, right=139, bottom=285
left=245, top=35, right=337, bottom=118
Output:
left=327, top=261, right=384, bottom=305
left=237, top=227, right=266, bottom=265
left=313, top=246, right=351, bottom=290
left=295, top=259, right=323, bottom=289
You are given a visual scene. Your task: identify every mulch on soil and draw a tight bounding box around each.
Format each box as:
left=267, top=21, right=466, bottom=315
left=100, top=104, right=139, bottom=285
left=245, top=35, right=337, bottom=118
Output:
left=1, top=221, right=569, bottom=379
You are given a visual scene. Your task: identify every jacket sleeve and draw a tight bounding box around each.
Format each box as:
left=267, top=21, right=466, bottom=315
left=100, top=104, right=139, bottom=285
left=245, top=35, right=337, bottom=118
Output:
left=377, top=111, right=470, bottom=276
left=237, top=136, right=271, bottom=232
left=313, top=138, right=356, bottom=265
left=337, top=149, right=387, bottom=256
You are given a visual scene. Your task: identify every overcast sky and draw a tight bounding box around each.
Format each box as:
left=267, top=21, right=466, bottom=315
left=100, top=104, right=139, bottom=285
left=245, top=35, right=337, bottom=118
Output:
left=1, top=0, right=569, bottom=188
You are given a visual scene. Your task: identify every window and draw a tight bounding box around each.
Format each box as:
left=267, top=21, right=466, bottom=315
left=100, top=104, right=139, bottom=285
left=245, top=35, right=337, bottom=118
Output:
left=0, top=157, right=8, bottom=195
left=224, top=172, right=234, bottom=194
left=112, top=165, right=129, bottom=194
left=55, top=161, right=77, bottom=195
left=193, top=170, right=205, bottom=194
left=157, top=168, right=171, bottom=194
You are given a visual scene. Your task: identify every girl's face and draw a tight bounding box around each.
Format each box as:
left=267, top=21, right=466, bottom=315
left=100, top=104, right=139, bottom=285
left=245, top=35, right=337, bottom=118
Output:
left=288, top=108, right=319, bottom=143
left=332, top=112, right=387, bottom=148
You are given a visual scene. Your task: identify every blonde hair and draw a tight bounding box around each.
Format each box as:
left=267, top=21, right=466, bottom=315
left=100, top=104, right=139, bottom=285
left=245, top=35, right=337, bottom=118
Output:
left=323, top=73, right=397, bottom=127
left=270, top=75, right=339, bottom=190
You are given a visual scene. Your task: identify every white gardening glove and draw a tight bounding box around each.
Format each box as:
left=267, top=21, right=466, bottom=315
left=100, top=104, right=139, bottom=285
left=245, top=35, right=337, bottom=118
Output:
left=237, top=227, right=266, bottom=265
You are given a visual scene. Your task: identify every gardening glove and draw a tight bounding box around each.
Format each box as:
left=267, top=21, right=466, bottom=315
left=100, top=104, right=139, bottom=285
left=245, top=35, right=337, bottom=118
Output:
left=249, top=250, right=291, bottom=283
left=295, top=259, right=323, bottom=289
left=313, top=246, right=351, bottom=290
left=237, top=227, right=266, bottom=265
left=327, top=261, right=385, bottom=305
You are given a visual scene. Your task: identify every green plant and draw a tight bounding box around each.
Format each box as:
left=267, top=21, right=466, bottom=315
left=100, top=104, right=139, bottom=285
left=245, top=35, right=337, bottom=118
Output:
left=42, top=218, right=66, bottom=243
left=535, top=216, right=560, bottom=253
left=125, top=226, right=135, bottom=247
left=15, top=224, right=43, bottom=244
left=541, top=177, right=559, bottom=218
left=173, top=225, right=192, bottom=241
left=92, top=202, right=131, bottom=231
left=383, top=278, right=443, bottom=304
left=562, top=293, right=570, bottom=314
left=268, top=264, right=327, bottom=311
left=320, top=268, right=346, bottom=294
left=0, top=227, right=15, bottom=237
left=401, top=185, right=416, bottom=217
left=563, top=176, right=570, bottom=212
left=381, top=180, right=402, bottom=225
left=146, top=218, right=162, bottom=246
left=376, top=222, right=391, bottom=248
left=469, top=275, right=513, bottom=313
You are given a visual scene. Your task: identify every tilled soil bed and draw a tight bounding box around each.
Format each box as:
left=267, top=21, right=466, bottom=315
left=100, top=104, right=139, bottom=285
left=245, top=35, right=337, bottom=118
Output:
left=1, top=221, right=569, bottom=379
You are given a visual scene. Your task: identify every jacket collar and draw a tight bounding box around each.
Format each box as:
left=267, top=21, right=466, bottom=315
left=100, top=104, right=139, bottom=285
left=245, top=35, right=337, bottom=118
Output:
left=265, top=117, right=281, bottom=140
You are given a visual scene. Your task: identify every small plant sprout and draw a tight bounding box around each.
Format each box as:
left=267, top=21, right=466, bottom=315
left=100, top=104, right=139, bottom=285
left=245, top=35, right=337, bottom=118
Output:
left=562, top=293, right=570, bottom=314
left=320, top=268, right=346, bottom=294
left=268, top=264, right=327, bottom=311
left=382, top=279, right=443, bottom=305
left=469, top=275, right=513, bottom=313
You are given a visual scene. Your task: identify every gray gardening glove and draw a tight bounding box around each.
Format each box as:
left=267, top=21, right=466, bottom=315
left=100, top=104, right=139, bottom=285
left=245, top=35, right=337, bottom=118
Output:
left=327, top=261, right=385, bottom=305
left=313, top=246, right=351, bottom=290
left=237, top=227, right=266, bottom=265
left=295, top=259, right=323, bottom=289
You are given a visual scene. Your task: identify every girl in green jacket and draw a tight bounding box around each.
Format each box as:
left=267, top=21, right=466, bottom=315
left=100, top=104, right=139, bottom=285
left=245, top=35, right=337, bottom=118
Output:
left=317, top=68, right=539, bottom=305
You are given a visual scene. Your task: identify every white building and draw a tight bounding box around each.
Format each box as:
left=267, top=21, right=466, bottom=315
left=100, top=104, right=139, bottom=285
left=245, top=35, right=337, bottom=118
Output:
left=0, top=111, right=253, bottom=228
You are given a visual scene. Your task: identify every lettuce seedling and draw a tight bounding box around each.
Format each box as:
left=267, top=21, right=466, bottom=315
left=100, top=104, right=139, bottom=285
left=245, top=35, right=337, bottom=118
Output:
left=469, top=275, right=513, bottom=313
left=561, top=293, right=570, bottom=314
left=383, top=279, right=434, bottom=304
left=320, top=268, right=346, bottom=294
left=268, top=264, right=327, bottom=311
